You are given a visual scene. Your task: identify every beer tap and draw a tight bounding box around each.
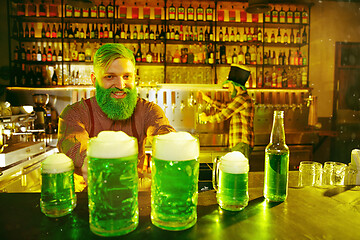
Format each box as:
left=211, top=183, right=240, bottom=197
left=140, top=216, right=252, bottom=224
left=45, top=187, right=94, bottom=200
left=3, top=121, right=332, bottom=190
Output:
left=163, top=91, right=168, bottom=111
left=171, top=91, right=176, bottom=113
left=187, top=92, right=196, bottom=107
left=180, top=100, right=185, bottom=111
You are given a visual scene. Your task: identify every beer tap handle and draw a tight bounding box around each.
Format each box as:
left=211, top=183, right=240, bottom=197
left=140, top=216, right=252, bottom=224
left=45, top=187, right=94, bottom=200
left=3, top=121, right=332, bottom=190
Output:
left=171, top=91, right=176, bottom=113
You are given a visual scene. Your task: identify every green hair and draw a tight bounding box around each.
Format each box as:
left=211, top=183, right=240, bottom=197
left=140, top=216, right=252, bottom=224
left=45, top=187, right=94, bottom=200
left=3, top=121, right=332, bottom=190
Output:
left=93, top=43, right=135, bottom=78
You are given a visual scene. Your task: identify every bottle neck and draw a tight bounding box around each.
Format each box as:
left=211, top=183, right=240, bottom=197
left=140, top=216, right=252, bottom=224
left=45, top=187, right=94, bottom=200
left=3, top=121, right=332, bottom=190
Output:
left=270, top=111, right=286, bottom=145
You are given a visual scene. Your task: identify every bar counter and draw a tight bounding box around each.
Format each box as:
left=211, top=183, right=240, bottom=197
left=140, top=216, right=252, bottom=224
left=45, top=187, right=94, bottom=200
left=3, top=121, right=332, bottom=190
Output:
left=1, top=173, right=360, bottom=240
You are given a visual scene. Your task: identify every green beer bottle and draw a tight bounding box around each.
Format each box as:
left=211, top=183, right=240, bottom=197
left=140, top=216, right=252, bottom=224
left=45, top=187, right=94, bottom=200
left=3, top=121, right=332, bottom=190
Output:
left=264, top=110, right=289, bottom=202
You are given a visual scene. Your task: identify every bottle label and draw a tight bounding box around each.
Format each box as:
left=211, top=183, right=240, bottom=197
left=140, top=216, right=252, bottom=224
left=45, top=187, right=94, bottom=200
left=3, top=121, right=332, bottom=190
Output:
left=120, top=6, right=127, bottom=18
left=108, top=6, right=114, bottom=18
left=90, top=6, right=97, bottom=18
left=229, top=10, right=235, bottom=22
left=287, top=12, right=293, bottom=23
left=206, top=8, right=213, bottom=21
left=169, top=7, right=175, bottom=20
left=65, top=5, right=73, bottom=17
left=82, top=9, right=89, bottom=18
left=99, top=6, right=106, bottom=18
left=294, top=12, right=300, bottom=24
left=197, top=8, right=204, bottom=21
left=264, top=12, right=271, bottom=22
left=178, top=8, right=185, bottom=20
left=154, top=8, right=161, bottom=20
left=143, top=7, right=150, bottom=19
left=279, top=12, right=286, bottom=23
left=74, top=7, right=81, bottom=18
left=187, top=8, right=194, bottom=20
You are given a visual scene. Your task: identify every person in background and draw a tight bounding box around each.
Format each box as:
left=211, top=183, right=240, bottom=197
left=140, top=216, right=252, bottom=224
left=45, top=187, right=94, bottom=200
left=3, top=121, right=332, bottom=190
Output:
left=57, top=43, right=175, bottom=186
left=198, top=64, right=254, bottom=159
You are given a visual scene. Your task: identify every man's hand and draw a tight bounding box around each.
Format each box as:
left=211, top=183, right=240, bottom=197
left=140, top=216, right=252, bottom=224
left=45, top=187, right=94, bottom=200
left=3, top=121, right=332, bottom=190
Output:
left=199, top=91, right=211, bottom=103
left=81, top=157, right=88, bottom=184
left=198, top=112, right=208, bottom=124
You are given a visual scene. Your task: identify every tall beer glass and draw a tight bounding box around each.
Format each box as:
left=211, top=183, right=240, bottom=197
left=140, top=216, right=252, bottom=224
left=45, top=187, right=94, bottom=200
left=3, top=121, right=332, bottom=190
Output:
left=213, top=151, right=249, bottom=211
left=40, top=153, right=77, bottom=217
left=87, top=131, right=138, bottom=237
left=151, top=132, right=200, bottom=231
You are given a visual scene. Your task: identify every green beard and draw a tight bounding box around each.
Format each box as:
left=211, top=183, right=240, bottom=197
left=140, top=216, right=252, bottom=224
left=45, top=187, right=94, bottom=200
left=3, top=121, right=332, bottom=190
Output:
left=95, top=83, right=138, bottom=120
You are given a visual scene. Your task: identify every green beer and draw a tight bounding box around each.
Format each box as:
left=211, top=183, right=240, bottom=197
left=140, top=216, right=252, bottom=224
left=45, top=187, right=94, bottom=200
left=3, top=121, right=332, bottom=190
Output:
left=264, top=110, right=289, bottom=202
left=40, top=153, right=77, bottom=218
left=87, top=131, right=139, bottom=237
left=214, top=151, right=249, bottom=211
left=151, top=132, right=200, bottom=231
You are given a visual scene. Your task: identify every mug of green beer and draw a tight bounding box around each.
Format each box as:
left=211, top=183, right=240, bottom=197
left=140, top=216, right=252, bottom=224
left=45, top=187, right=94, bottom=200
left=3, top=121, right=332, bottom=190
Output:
left=40, top=153, right=77, bottom=217
left=151, top=131, right=200, bottom=231
left=212, top=151, right=249, bottom=211
left=87, top=131, right=139, bottom=237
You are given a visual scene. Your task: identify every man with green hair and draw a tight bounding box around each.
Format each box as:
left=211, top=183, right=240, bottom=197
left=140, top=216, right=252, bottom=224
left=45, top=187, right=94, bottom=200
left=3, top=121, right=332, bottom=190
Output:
left=199, top=64, right=254, bottom=159
left=57, top=43, right=175, bottom=183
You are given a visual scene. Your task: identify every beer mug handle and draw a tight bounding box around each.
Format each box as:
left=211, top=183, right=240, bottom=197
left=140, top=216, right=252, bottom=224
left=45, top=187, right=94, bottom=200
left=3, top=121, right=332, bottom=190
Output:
left=212, top=156, right=220, bottom=191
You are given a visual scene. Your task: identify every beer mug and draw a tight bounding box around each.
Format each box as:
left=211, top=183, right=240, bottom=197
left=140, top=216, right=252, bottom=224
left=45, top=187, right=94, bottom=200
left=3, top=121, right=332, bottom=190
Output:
left=213, top=151, right=249, bottom=211
left=40, top=153, right=77, bottom=217
left=151, top=132, right=200, bottom=231
left=87, top=131, right=139, bottom=237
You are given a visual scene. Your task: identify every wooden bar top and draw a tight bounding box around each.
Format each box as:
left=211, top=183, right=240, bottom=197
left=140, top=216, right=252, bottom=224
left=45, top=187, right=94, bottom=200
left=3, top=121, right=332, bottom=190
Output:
left=1, top=182, right=360, bottom=239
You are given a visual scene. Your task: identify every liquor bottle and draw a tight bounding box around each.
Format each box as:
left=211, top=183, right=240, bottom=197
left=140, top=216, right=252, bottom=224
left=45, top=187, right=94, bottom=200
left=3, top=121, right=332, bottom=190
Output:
left=146, top=44, right=153, bottom=63
left=281, top=68, right=288, bottom=87
left=26, top=47, right=31, bottom=61
left=57, top=24, right=62, bottom=38
left=35, top=66, right=44, bottom=86
left=119, top=2, right=127, bottom=19
left=296, top=30, right=301, bottom=44
left=104, top=24, right=109, bottom=39
left=49, top=0, right=58, bottom=17
left=52, top=44, right=57, bottom=61
left=230, top=28, right=235, bottom=42
left=160, top=25, right=165, bottom=40
left=252, top=28, right=258, bottom=42
left=178, top=3, right=185, bottom=21
left=90, top=3, right=98, bottom=18
left=250, top=47, right=256, bottom=65
left=209, top=26, right=214, bottom=41
left=74, top=6, right=81, bottom=17
left=65, top=3, right=73, bottom=17
left=139, top=24, right=144, bottom=40
left=78, top=43, right=85, bottom=62
left=168, top=3, right=176, bottom=20
left=257, top=28, right=263, bottom=42
left=20, top=63, right=26, bottom=85
left=302, top=27, right=307, bottom=44
left=242, top=28, right=247, bottom=42
left=143, top=2, right=150, bottom=19
left=116, top=24, right=121, bottom=39
left=99, top=1, right=106, bottom=18
left=94, top=24, right=99, bottom=39
left=52, top=65, right=58, bottom=86
left=57, top=45, right=63, bottom=62
left=290, top=28, right=294, bottom=44
left=17, top=1, right=25, bottom=16
left=283, top=31, right=288, bottom=44
left=83, top=6, right=89, bottom=18
left=197, top=4, right=204, bottom=21
left=68, top=24, right=74, bottom=38
left=193, top=26, right=198, bottom=41
left=31, top=45, right=36, bottom=61
left=71, top=42, right=78, bottom=61
left=247, top=27, right=252, bottom=42
left=271, top=30, right=275, bottom=43
left=47, top=45, right=52, bottom=61
left=19, top=22, right=24, bottom=38
left=24, top=23, right=29, bottom=38
left=301, top=8, right=309, bottom=24
left=187, top=4, right=194, bottom=21
left=175, top=27, right=180, bottom=40
left=52, top=24, right=57, bottom=38
left=236, top=28, right=241, bottom=42
left=219, top=27, right=223, bottom=42
left=279, top=7, right=286, bottom=23
left=206, top=5, right=213, bottom=21
left=85, top=42, right=92, bottom=62
left=224, top=27, right=229, bottom=42
left=135, top=44, right=142, bottom=62
left=218, top=5, right=224, bottom=21
left=133, top=26, right=138, bottom=40
left=232, top=48, right=237, bottom=64
left=27, top=66, right=35, bottom=86
left=294, top=8, right=301, bottom=24
left=271, top=7, right=279, bottom=23
left=28, top=0, right=37, bottom=17
left=126, top=24, right=131, bottom=39
left=46, top=24, right=51, bottom=38
left=286, top=8, right=293, bottom=24
left=245, top=46, right=251, bottom=65
left=149, top=26, right=154, bottom=40
left=19, top=44, right=25, bottom=61
left=264, top=110, right=289, bottom=202
left=229, top=6, right=236, bottom=22
left=170, top=25, right=175, bottom=40
left=42, top=46, right=47, bottom=62
left=154, top=3, right=162, bottom=20
left=238, top=45, right=245, bottom=64
left=179, top=25, right=184, bottom=41
left=39, top=0, right=47, bottom=17
left=37, top=44, right=42, bottom=61
left=30, top=23, right=35, bottom=38
left=276, top=28, right=281, bottom=43
left=155, top=25, right=160, bottom=40
left=107, top=1, right=114, bottom=18
left=86, top=24, right=91, bottom=39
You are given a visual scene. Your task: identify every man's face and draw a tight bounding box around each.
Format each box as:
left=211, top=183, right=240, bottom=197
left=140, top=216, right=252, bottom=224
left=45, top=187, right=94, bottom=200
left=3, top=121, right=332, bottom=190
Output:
left=93, top=58, right=138, bottom=120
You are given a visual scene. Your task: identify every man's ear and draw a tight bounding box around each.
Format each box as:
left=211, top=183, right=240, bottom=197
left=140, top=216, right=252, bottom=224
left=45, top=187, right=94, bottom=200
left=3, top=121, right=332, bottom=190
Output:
left=91, top=72, right=96, bottom=87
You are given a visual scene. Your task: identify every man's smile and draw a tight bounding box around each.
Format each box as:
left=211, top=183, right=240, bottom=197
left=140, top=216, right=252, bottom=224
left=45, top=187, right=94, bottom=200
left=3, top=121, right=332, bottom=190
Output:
left=111, top=91, right=127, bottom=99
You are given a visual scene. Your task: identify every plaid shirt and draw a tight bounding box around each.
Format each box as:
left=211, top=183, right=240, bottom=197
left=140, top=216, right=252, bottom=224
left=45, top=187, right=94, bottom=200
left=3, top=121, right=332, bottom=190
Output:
left=207, top=90, right=254, bottom=148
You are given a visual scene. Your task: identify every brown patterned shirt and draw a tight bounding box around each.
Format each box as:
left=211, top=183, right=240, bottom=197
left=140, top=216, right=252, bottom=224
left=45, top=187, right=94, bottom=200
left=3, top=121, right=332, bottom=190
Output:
left=57, top=97, right=175, bottom=175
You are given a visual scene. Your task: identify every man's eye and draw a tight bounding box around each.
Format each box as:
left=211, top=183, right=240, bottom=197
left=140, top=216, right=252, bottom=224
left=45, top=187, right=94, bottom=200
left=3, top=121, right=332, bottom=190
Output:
left=123, top=75, right=131, bottom=80
left=105, top=75, right=113, bottom=80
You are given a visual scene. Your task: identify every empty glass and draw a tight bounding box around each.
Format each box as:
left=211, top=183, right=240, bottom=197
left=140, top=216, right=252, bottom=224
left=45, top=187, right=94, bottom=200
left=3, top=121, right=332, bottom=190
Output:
left=299, top=161, right=323, bottom=187
left=323, top=161, right=347, bottom=186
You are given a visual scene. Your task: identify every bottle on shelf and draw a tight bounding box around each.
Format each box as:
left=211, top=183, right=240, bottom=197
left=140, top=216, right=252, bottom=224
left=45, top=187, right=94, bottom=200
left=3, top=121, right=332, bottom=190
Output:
left=229, top=6, right=236, bottom=22
left=206, top=4, right=213, bottom=21
left=65, top=3, right=73, bottom=17
left=168, top=3, right=176, bottom=20
left=271, top=6, right=279, bottom=23
left=279, top=7, right=286, bottom=23
left=287, top=8, right=293, bottom=24
left=28, top=0, right=37, bottom=17
left=146, top=44, right=153, bottom=63
left=301, top=8, right=309, bottom=24
left=133, top=26, right=138, bottom=40
left=245, top=46, right=251, bottom=65
left=119, top=1, right=127, bottom=19
left=98, top=1, right=106, bottom=18
left=178, top=3, right=185, bottom=21
left=135, top=43, right=142, bottom=62
left=276, top=28, right=281, bottom=43
left=47, top=44, right=52, bottom=62
left=107, top=1, right=114, bottom=18
left=154, top=3, right=162, bottom=20
left=52, top=65, right=58, bottom=86
left=39, top=0, right=46, bottom=17
left=78, top=43, right=85, bottom=62
left=264, top=9, right=271, bottom=23
left=82, top=5, right=89, bottom=18
left=197, top=4, right=204, bottom=21
left=218, top=5, right=224, bottom=22
left=24, top=23, right=29, bottom=38
left=90, top=3, right=98, bottom=18
left=74, top=5, right=81, bottom=17
left=294, top=8, right=301, bottom=24
left=85, top=42, right=92, bottom=62
left=30, top=23, right=35, bottom=38
left=302, top=27, right=307, bottom=44
left=187, top=4, right=194, bottom=21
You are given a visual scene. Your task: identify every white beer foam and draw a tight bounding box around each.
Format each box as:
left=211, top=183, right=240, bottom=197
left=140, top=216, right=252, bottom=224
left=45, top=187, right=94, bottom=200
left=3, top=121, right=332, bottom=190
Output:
left=220, top=151, right=249, bottom=174
left=42, top=153, right=74, bottom=174
left=87, top=131, right=138, bottom=159
left=153, top=131, right=199, bottom=161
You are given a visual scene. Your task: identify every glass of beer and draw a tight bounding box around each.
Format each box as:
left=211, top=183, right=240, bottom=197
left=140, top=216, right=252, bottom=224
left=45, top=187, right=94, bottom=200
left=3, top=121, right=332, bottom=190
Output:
left=151, top=131, right=200, bottom=231
left=87, top=131, right=139, bottom=237
left=40, top=153, right=77, bottom=217
left=212, top=151, right=249, bottom=211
